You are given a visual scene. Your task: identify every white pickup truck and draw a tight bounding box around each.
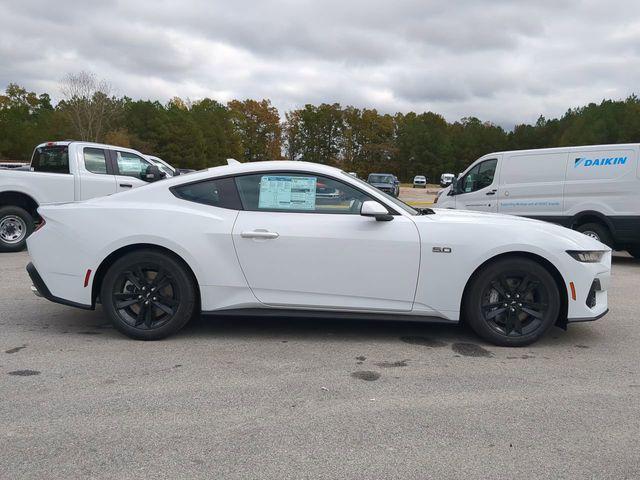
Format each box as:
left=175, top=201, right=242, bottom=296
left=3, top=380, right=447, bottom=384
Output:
left=0, top=141, right=174, bottom=252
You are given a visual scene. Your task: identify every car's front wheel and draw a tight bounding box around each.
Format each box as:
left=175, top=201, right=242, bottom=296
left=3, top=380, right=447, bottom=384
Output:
left=100, top=250, right=196, bottom=340
left=464, top=257, right=560, bottom=347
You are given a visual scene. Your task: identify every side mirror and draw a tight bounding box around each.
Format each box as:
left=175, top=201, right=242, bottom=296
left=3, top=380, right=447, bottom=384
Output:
left=143, top=165, right=166, bottom=182
left=361, top=201, right=393, bottom=221
left=448, top=177, right=458, bottom=195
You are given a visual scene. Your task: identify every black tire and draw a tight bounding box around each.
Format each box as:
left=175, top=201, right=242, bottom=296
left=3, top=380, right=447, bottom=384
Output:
left=100, top=250, right=196, bottom=340
left=463, top=257, right=560, bottom=347
left=575, top=222, right=612, bottom=247
left=627, top=247, right=640, bottom=259
left=0, top=206, right=34, bottom=252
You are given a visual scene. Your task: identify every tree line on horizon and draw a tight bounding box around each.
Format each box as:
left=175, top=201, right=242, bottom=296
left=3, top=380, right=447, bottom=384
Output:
left=2, top=73, right=640, bottom=181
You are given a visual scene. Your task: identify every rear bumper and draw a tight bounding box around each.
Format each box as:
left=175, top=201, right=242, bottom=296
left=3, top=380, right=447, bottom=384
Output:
left=26, top=262, right=93, bottom=310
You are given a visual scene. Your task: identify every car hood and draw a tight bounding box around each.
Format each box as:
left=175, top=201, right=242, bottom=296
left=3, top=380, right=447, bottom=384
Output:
left=370, top=182, right=394, bottom=188
left=422, top=208, right=609, bottom=251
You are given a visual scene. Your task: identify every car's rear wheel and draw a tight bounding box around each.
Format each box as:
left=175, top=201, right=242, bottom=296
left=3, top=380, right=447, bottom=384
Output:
left=100, top=250, right=196, bottom=340
left=0, top=206, right=34, bottom=252
left=628, top=246, right=640, bottom=259
left=464, top=258, right=560, bottom=347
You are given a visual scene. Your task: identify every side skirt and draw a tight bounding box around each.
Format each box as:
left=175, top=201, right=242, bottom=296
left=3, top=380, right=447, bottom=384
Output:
left=201, top=307, right=457, bottom=324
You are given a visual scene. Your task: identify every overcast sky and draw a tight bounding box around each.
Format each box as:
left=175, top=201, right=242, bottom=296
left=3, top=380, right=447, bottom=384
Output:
left=2, top=0, right=640, bottom=128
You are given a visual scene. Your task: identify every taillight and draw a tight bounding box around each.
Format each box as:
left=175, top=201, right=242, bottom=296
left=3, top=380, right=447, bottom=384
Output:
left=34, top=218, right=46, bottom=232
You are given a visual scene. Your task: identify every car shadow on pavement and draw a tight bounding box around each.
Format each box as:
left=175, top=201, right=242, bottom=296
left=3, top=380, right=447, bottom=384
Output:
left=176, top=312, right=604, bottom=350
left=35, top=301, right=606, bottom=351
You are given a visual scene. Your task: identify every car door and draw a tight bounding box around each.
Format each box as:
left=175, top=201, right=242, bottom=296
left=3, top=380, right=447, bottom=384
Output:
left=454, top=157, right=499, bottom=212
left=112, top=150, right=155, bottom=192
left=231, top=172, right=421, bottom=312
left=78, top=147, right=118, bottom=200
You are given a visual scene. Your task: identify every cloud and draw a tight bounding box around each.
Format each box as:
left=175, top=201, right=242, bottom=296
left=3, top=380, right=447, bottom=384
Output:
left=1, top=0, right=640, bottom=128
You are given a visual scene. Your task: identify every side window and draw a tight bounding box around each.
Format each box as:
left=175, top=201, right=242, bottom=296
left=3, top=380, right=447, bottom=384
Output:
left=171, top=177, right=242, bottom=210
left=116, top=151, right=152, bottom=179
left=235, top=173, right=372, bottom=214
left=461, top=159, right=497, bottom=193
left=83, top=148, right=108, bottom=174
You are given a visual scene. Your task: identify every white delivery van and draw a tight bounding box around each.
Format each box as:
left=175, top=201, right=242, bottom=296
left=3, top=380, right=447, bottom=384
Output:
left=435, top=144, right=640, bottom=258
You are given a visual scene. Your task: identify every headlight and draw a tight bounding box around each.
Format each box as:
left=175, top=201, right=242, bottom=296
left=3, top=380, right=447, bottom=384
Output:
left=566, top=250, right=606, bottom=263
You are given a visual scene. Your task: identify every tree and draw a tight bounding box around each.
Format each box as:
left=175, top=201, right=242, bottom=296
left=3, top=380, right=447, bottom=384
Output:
left=228, top=99, right=282, bottom=161
left=284, top=103, right=343, bottom=164
left=191, top=98, right=241, bottom=166
left=59, top=71, right=118, bottom=142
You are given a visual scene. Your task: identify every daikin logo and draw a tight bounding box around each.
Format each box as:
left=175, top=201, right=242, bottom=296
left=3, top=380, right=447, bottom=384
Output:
left=574, top=156, right=627, bottom=167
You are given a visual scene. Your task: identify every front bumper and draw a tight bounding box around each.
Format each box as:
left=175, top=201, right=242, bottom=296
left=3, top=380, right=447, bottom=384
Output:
left=565, top=258, right=610, bottom=323
left=26, top=262, right=93, bottom=310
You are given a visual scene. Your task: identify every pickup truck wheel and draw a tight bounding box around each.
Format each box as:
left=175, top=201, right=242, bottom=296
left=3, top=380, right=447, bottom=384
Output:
left=0, top=206, right=34, bottom=252
left=100, top=250, right=196, bottom=340
left=464, top=258, right=560, bottom=347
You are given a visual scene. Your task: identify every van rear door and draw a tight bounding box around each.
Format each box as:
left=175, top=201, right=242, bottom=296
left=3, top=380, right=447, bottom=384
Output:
left=498, top=151, right=567, bottom=217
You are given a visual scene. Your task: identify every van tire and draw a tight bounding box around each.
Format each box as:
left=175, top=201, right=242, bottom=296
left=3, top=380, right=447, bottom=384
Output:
left=628, top=247, right=640, bottom=259
left=0, top=206, right=34, bottom=252
left=575, top=223, right=612, bottom=247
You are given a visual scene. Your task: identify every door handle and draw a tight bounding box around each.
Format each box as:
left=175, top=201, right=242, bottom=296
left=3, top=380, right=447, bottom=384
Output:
left=119, top=183, right=133, bottom=188
left=241, top=229, right=279, bottom=239
left=486, top=189, right=497, bottom=196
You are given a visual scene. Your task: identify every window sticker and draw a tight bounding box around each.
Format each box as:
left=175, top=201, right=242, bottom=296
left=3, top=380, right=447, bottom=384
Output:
left=258, top=175, right=317, bottom=210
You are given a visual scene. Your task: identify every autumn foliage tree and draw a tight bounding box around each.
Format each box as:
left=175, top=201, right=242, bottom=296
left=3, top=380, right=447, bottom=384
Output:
left=227, top=99, right=282, bottom=161
left=4, top=74, right=640, bottom=180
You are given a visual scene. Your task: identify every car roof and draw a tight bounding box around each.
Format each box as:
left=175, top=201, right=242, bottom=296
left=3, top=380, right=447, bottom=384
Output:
left=136, top=160, right=347, bottom=190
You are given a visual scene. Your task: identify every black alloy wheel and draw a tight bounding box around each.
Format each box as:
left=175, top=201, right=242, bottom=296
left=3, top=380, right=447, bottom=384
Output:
left=465, top=258, right=560, bottom=346
left=101, top=250, right=196, bottom=340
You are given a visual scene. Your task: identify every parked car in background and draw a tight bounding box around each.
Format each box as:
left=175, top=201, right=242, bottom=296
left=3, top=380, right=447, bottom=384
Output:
left=0, top=141, right=173, bottom=252
left=435, top=143, right=640, bottom=258
left=27, top=160, right=610, bottom=346
left=440, top=173, right=455, bottom=187
left=413, top=175, right=427, bottom=188
left=0, top=161, right=29, bottom=169
left=367, top=173, right=399, bottom=197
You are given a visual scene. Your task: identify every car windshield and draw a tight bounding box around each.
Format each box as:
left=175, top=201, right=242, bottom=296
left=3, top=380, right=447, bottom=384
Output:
left=368, top=174, right=393, bottom=184
left=343, top=172, right=419, bottom=216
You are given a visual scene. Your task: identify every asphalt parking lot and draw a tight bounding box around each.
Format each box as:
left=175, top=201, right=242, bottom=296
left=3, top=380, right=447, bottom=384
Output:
left=1, top=250, right=639, bottom=479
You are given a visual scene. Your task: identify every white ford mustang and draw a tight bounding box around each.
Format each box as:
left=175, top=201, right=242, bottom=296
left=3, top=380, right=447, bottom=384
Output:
left=26, top=161, right=611, bottom=346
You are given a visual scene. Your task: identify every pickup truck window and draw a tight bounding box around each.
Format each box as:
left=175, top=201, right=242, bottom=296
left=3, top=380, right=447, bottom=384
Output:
left=31, top=145, right=69, bottom=174
left=83, top=148, right=108, bottom=174
left=116, top=151, right=153, bottom=179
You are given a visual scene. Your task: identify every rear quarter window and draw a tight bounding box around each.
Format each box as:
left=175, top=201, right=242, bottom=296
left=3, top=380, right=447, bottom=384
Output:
left=31, top=146, right=69, bottom=174
left=171, top=177, right=242, bottom=210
